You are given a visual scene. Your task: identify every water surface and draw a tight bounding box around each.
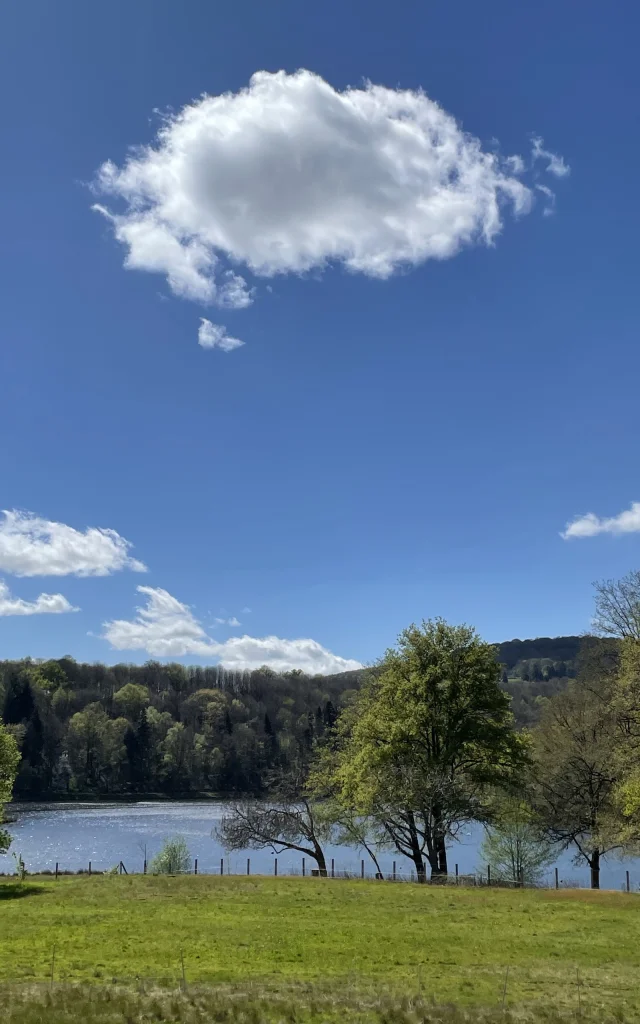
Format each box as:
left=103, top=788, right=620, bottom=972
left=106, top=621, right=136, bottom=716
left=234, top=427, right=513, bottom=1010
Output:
left=3, top=801, right=635, bottom=888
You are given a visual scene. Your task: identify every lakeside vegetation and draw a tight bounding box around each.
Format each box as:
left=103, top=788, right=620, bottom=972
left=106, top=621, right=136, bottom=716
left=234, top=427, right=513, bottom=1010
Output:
left=3, top=570, right=640, bottom=888
left=0, top=639, right=580, bottom=802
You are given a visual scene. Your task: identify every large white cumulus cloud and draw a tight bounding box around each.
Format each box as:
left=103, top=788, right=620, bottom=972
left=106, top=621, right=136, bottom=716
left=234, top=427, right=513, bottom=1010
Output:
left=93, top=69, right=535, bottom=303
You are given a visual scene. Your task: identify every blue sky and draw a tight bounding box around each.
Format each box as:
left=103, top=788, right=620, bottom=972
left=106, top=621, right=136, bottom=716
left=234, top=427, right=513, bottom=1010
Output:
left=1, top=0, right=639, bottom=671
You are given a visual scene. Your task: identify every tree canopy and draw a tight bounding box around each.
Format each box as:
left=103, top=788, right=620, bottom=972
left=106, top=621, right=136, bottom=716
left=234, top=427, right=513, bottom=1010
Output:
left=324, top=620, right=528, bottom=880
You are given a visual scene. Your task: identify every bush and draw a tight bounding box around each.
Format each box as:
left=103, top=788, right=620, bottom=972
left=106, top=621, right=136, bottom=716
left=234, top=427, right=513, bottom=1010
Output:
left=149, top=836, right=191, bottom=875
left=479, top=799, right=555, bottom=885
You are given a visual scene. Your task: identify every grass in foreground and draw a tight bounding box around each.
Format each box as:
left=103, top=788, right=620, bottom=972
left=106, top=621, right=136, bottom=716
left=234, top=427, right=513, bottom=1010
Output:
left=1, top=875, right=639, bottom=1018
left=2, top=983, right=637, bottom=1024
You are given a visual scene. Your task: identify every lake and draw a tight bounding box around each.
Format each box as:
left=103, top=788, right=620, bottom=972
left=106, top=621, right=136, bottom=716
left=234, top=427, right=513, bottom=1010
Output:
left=2, top=801, right=636, bottom=889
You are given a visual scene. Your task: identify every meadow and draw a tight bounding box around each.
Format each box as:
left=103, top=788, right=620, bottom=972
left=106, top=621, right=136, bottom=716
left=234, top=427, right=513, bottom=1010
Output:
left=1, top=874, right=640, bottom=1022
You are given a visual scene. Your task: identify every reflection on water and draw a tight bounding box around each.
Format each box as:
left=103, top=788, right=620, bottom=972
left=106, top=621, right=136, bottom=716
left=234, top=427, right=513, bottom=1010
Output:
left=2, top=801, right=635, bottom=888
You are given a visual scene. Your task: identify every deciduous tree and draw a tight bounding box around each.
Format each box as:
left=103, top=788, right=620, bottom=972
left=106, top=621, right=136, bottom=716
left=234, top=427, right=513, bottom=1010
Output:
left=593, top=570, right=640, bottom=641
left=479, top=798, right=555, bottom=885
left=328, top=620, right=527, bottom=880
left=532, top=645, right=621, bottom=889
left=216, top=765, right=332, bottom=873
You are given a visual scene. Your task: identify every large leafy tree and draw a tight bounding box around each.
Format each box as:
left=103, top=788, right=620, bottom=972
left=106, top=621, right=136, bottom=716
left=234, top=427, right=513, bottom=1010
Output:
left=531, top=642, right=621, bottom=889
left=0, top=722, right=20, bottom=853
left=328, top=619, right=527, bottom=880
left=66, top=703, right=128, bottom=792
left=112, top=683, right=150, bottom=722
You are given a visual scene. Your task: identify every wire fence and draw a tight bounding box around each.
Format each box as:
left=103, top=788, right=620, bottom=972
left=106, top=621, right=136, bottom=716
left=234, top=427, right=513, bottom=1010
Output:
left=3, top=855, right=637, bottom=892
left=5, top=958, right=635, bottom=1016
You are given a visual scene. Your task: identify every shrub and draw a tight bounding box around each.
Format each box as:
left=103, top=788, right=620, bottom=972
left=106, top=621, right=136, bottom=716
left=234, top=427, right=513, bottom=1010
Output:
left=149, top=836, right=191, bottom=875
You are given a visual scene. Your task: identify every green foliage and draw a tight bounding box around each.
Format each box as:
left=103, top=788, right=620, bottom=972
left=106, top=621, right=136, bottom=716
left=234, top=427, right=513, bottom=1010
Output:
left=329, top=620, right=528, bottom=878
left=0, top=721, right=20, bottom=853
left=478, top=799, right=555, bottom=884
left=149, top=836, right=192, bottom=875
left=67, top=704, right=129, bottom=792
left=112, top=683, right=149, bottom=720
left=605, top=638, right=640, bottom=844
left=531, top=642, right=622, bottom=888
left=1, top=875, right=640, bottom=1018
left=0, top=639, right=588, bottom=800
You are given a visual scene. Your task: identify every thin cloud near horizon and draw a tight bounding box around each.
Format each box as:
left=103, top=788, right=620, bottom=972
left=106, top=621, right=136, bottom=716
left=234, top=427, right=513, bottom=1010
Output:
left=562, top=501, right=640, bottom=539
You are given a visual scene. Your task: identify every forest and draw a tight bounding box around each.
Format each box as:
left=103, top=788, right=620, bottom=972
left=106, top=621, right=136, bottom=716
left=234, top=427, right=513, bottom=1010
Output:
left=0, top=635, right=577, bottom=801
left=0, top=657, right=364, bottom=799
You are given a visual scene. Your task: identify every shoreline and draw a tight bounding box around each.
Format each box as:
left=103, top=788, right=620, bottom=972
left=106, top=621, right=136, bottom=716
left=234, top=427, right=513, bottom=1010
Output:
left=7, top=792, right=229, bottom=807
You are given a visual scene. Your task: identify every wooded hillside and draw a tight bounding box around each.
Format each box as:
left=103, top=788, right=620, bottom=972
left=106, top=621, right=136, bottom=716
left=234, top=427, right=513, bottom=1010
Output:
left=0, top=636, right=583, bottom=799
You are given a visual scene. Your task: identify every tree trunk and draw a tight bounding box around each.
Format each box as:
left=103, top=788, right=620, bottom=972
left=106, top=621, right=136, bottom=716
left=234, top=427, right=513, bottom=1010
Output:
left=314, top=845, right=328, bottom=877
left=430, top=807, right=448, bottom=880
left=413, top=849, right=427, bottom=883
left=407, top=812, right=427, bottom=882
left=590, top=848, right=600, bottom=890
left=435, top=832, right=448, bottom=877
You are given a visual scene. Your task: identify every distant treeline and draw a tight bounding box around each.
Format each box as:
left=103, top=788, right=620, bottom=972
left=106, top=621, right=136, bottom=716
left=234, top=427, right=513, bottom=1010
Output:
left=0, top=637, right=584, bottom=800
left=0, top=658, right=364, bottom=799
left=496, top=636, right=583, bottom=670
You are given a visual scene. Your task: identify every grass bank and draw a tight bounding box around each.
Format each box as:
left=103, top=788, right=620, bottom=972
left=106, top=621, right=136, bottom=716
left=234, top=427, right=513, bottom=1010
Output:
left=1, top=875, right=639, bottom=1019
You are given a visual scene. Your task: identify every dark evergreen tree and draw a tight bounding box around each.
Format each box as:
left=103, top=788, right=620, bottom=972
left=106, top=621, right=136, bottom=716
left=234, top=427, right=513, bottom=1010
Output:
left=323, top=699, right=337, bottom=731
left=3, top=669, right=36, bottom=725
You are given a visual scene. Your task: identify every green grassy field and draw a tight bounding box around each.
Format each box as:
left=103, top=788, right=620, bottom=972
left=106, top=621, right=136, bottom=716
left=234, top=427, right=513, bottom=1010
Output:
left=2, top=875, right=640, bottom=1022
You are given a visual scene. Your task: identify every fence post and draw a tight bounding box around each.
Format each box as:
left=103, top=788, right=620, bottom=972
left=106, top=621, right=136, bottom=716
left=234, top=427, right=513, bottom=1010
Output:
left=194, top=858, right=198, bottom=876
left=143, top=858, right=147, bottom=875
left=361, top=859, right=364, bottom=879
left=302, top=858, right=305, bottom=877
left=501, top=966, right=510, bottom=1010
left=331, top=858, right=335, bottom=878
left=627, top=870, right=630, bottom=893
left=455, top=863, right=459, bottom=885
left=88, top=861, right=91, bottom=877
left=487, top=864, right=491, bottom=887
left=274, top=858, right=278, bottom=877
left=180, top=949, right=187, bottom=993
left=220, top=858, right=224, bottom=876
left=247, top=858, right=250, bottom=876
left=55, top=862, right=59, bottom=880
left=555, top=867, right=559, bottom=890
left=393, top=861, right=396, bottom=881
